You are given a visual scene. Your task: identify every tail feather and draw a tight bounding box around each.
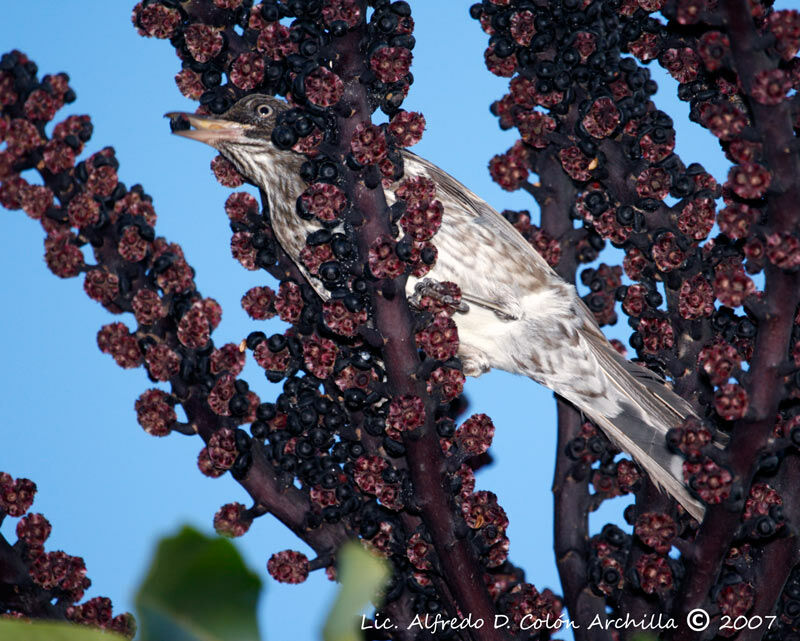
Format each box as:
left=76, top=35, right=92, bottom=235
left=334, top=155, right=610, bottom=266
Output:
left=589, top=411, right=705, bottom=521
left=574, top=320, right=706, bottom=521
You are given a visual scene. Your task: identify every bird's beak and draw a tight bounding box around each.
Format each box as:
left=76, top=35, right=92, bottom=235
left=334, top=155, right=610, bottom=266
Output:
left=165, top=111, right=248, bottom=147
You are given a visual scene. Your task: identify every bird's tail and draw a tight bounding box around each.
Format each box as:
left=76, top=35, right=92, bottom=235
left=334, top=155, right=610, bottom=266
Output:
left=554, top=315, right=705, bottom=521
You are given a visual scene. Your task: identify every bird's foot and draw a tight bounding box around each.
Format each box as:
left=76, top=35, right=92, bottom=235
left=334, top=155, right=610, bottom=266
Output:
left=409, top=278, right=470, bottom=315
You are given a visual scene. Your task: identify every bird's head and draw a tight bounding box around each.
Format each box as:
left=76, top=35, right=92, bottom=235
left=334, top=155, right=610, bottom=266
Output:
left=166, top=94, right=292, bottom=181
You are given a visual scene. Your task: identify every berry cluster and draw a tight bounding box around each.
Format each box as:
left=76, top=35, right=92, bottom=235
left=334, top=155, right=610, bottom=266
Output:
left=134, top=0, right=557, bottom=631
left=472, top=0, right=800, bottom=633
left=4, top=0, right=537, bottom=635
left=0, top=472, right=134, bottom=635
left=6, top=0, right=800, bottom=635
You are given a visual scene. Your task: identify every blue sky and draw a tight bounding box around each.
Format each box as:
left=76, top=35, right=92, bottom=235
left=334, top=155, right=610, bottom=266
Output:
left=0, top=2, right=756, bottom=640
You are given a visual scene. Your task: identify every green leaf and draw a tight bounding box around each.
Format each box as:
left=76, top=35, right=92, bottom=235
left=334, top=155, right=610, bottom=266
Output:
left=322, top=541, right=391, bottom=641
left=0, top=620, right=125, bottom=641
left=134, top=525, right=262, bottom=641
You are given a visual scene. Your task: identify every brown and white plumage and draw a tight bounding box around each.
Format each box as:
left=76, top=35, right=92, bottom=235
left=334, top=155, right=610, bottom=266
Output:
left=169, top=94, right=704, bottom=520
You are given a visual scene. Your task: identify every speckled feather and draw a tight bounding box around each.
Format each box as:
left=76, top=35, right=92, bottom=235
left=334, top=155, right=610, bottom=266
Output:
left=185, top=95, right=705, bottom=520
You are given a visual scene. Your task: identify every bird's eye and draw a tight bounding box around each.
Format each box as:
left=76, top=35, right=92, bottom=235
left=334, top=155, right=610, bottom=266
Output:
left=256, top=104, right=273, bottom=117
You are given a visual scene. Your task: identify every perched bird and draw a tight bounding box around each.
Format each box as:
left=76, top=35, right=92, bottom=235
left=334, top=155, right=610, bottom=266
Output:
left=168, top=93, right=704, bottom=519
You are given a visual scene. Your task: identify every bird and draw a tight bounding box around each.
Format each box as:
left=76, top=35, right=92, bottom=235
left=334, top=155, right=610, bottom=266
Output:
left=167, top=93, right=705, bottom=520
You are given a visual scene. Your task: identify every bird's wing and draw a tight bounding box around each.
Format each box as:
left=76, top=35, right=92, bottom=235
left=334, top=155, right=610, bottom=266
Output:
left=398, top=151, right=560, bottom=319
left=401, top=150, right=557, bottom=272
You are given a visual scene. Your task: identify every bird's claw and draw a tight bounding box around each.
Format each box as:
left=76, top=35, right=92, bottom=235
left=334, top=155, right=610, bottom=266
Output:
left=410, top=278, right=470, bottom=315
